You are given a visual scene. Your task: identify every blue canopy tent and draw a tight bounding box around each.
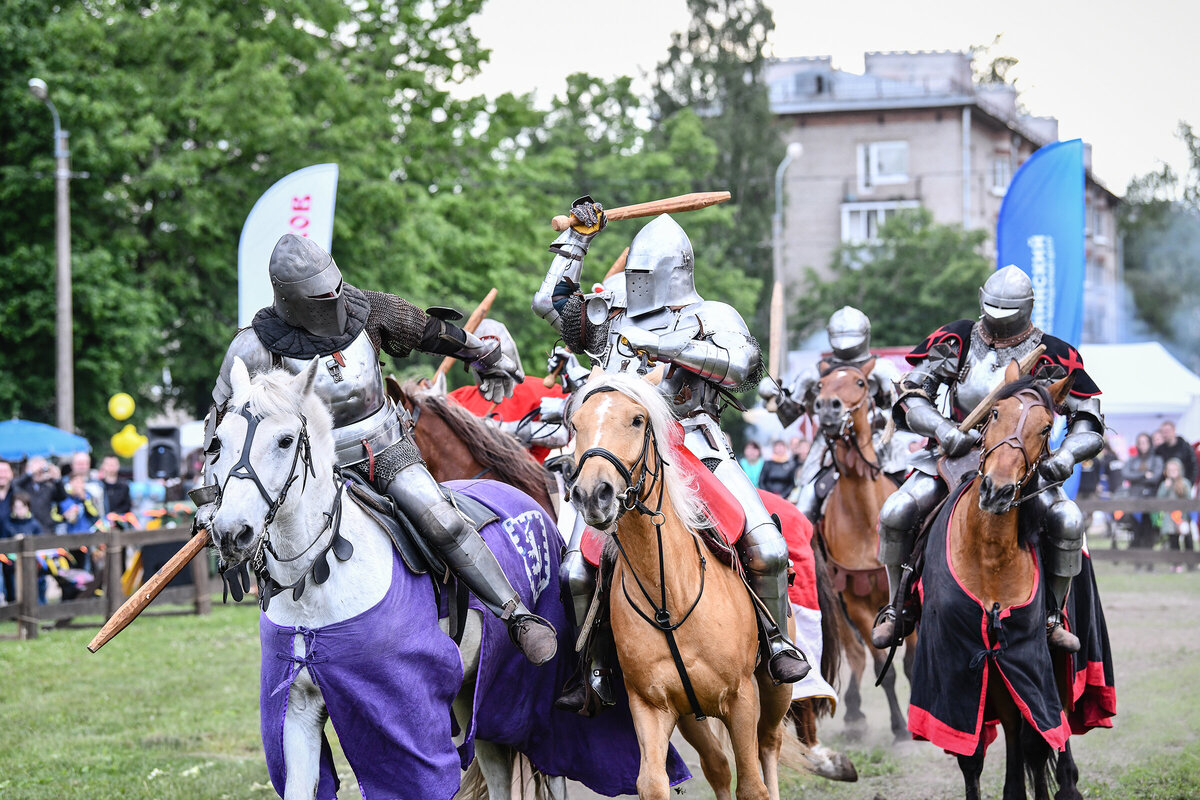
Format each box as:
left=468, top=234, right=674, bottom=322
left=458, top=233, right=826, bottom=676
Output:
left=0, top=419, right=90, bottom=461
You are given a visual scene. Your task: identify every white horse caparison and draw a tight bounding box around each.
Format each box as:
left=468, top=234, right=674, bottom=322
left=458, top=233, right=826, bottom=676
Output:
left=201, top=357, right=564, bottom=800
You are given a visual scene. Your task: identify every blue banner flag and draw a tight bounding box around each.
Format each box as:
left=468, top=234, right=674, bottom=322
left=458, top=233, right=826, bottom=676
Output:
left=997, top=139, right=1086, bottom=496
left=996, top=139, right=1086, bottom=343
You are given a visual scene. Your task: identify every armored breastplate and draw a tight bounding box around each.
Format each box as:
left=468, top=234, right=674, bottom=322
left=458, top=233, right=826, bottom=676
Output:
left=602, top=309, right=720, bottom=420
left=951, top=325, right=1044, bottom=419
left=279, top=330, right=405, bottom=466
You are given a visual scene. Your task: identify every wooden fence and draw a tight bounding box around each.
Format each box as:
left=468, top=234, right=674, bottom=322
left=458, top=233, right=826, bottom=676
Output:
left=0, top=527, right=211, bottom=640
left=1077, top=495, right=1200, bottom=567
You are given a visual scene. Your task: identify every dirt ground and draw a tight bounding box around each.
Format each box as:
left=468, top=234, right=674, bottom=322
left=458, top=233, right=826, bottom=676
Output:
left=564, top=559, right=1200, bottom=799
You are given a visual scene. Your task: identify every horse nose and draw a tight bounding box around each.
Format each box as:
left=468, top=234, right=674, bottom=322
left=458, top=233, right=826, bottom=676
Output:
left=830, top=397, right=843, bottom=410
left=593, top=481, right=615, bottom=509
left=234, top=524, right=256, bottom=551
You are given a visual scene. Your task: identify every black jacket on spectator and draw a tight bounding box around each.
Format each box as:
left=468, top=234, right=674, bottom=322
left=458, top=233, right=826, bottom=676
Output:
left=1155, top=438, right=1197, bottom=484
left=12, top=474, right=64, bottom=531
left=758, top=458, right=798, bottom=498
left=103, top=479, right=133, bottom=517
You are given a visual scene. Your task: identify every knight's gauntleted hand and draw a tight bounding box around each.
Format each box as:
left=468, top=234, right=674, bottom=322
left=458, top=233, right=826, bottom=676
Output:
left=757, top=376, right=781, bottom=402
left=472, top=346, right=524, bottom=404
left=539, top=396, right=567, bottom=423
left=937, top=425, right=981, bottom=458
left=1039, top=449, right=1076, bottom=482
left=569, top=195, right=606, bottom=237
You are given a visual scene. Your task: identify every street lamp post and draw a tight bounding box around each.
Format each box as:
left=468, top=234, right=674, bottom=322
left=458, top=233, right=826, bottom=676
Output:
left=771, top=141, right=803, bottom=377
left=28, top=78, right=74, bottom=433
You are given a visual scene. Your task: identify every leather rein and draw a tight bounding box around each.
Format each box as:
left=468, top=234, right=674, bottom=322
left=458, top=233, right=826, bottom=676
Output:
left=820, top=369, right=882, bottom=480
left=570, top=386, right=709, bottom=720
left=978, top=388, right=1059, bottom=510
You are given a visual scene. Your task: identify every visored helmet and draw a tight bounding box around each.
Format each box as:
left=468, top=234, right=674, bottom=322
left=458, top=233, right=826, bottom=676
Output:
left=979, top=265, right=1035, bottom=339
left=624, top=215, right=701, bottom=318
left=269, top=234, right=346, bottom=338
left=827, top=306, right=871, bottom=361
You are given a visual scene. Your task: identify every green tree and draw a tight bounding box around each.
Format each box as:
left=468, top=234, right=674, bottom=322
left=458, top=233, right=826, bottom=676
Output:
left=793, top=209, right=994, bottom=347
left=652, top=0, right=782, bottom=338
left=1120, top=122, right=1200, bottom=368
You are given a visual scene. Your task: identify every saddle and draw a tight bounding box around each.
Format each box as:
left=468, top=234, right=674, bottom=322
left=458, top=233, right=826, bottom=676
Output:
left=341, top=470, right=500, bottom=643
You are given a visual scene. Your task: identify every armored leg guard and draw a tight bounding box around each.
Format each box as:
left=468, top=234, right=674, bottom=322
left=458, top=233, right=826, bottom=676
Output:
left=1042, top=491, right=1084, bottom=653
left=387, top=462, right=558, bottom=665
left=741, top=520, right=812, bottom=684
left=554, top=517, right=614, bottom=713
left=871, top=472, right=946, bottom=649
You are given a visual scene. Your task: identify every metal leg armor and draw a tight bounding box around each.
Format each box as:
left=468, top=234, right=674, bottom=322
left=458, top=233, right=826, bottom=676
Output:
left=1033, top=479, right=1084, bottom=653
left=555, top=514, right=615, bottom=713
left=387, top=462, right=558, bottom=665
left=796, top=479, right=821, bottom=525
left=871, top=469, right=947, bottom=648
left=686, top=419, right=811, bottom=684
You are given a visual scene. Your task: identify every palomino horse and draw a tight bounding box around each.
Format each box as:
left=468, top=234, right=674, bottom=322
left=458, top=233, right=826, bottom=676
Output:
left=812, top=358, right=915, bottom=738
left=567, top=370, right=792, bottom=800
left=199, top=359, right=574, bottom=799
left=392, top=379, right=557, bottom=519
left=908, top=361, right=1082, bottom=800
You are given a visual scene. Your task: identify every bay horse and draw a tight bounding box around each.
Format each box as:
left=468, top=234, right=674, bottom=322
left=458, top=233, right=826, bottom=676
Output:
left=392, top=379, right=557, bottom=519
left=812, top=358, right=915, bottom=738
left=200, top=358, right=578, bottom=799
left=566, top=369, right=793, bottom=800
left=908, top=360, right=1082, bottom=800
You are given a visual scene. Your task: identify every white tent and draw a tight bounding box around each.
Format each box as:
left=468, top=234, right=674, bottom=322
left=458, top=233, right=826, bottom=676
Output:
left=1078, top=342, right=1200, bottom=444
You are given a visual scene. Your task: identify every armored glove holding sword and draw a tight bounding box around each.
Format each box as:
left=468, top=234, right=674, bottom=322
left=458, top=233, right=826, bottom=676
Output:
left=198, top=234, right=558, bottom=665
left=533, top=197, right=812, bottom=702
left=870, top=266, right=1104, bottom=653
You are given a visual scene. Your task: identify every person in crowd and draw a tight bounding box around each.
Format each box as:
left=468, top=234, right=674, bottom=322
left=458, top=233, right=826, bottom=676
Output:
left=7, top=492, right=46, bottom=603
left=1151, top=430, right=1165, bottom=449
left=739, top=440, right=764, bottom=486
left=1124, top=432, right=1164, bottom=552
left=98, top=455, right=132, bottom=519
left=790, top=436, right=811, bottom=465
left=758, top=439, right=798, bottom=498
left=54, top=471, right=102, bottom=534
left=1154, top=421, right=1197, bottom=485
left=0, top=461, right=14, bottom=602
left=13, top=457, right=64, bottom=532
left=1157, top=458, right=1194, bottom=565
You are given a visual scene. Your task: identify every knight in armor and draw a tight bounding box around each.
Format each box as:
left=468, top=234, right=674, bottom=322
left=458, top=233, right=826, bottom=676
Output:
left=533, top=198, right=811, bottom=705
left=869, top=266, right=1104, bottom=653
left=205, top=234, right=558, bottom=665
left=759, top=306, right=910, bottom=523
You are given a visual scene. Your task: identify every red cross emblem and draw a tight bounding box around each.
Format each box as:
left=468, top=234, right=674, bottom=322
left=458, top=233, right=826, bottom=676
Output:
left=1057, top=347, right=1084, bottom=373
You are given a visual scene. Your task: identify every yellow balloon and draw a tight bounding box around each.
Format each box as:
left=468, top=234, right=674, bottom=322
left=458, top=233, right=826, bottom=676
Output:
left=111, top=424, right=147, bottom=459
left=108, top=392, right=136, bottom=421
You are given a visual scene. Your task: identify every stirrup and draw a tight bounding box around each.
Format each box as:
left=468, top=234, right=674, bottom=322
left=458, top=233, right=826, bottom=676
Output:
left=767, top=646, right=811, bottom=685
left=555, top=663, right=615, bottom=716
left=871, top=605, right=898, bottom=650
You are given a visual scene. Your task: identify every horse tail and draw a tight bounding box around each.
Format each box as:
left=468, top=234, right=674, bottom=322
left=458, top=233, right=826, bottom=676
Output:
left=812, top=543, right=843, bottom=706
left=456, top=749, right=560, bottom=800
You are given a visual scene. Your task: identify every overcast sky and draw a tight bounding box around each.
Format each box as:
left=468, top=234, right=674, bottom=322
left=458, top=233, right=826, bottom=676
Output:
left=456, top=0, right=1199, bottom=193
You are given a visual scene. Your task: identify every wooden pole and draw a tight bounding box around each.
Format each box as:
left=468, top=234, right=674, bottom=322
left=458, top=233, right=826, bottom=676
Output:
left=17, top=535, right=38, bottom=640
left=433, top=288, right=498, bottom=382
left=87, top=528, right=210, bottom=653
left=551, top=192, right=731, bottom=232
left=768, top=280, right=784, bottom=379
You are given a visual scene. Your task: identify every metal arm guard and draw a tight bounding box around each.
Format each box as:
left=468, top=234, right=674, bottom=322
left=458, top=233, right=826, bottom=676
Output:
left=532, top=228, right=592, bottom=331
left=658, top=329, right=763, bottom=390
left=891, top=365, right=944, bottom=433
left=895, top=391, right=956, bottom=442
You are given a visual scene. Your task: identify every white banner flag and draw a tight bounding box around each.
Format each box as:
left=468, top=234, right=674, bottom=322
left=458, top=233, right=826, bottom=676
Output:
left=238, top=163, right=339, bottom=327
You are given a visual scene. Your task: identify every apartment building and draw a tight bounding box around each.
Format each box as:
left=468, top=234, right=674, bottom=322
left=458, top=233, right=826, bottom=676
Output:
left=768, top=51, right=1121, bottom=343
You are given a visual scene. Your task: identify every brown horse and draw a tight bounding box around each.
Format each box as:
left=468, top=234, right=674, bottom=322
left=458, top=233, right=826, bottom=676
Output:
left=568, top=369, right=792, bottom=800
left=920, top=361, right=1082, bottom=800
left=812, top=359, right=915, bottom=738
left=390, top=379, right=557, bottom=519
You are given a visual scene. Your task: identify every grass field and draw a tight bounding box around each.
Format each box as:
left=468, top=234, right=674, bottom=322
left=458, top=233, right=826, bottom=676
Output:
left=1, top=561, right=1197, bottom=799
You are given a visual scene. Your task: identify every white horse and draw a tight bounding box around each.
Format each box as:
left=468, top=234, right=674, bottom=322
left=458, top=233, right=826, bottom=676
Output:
left=200, top=357, right=564, bottom=800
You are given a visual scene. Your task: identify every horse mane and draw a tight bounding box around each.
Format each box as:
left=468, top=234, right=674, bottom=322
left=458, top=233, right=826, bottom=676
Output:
left=400, top=382, right=552, bottom=503
left=567, top=372, right=710, bottom=531
left=994, top=375, right=1054, bottom=411
left=232, top=367, right=336, bottom=470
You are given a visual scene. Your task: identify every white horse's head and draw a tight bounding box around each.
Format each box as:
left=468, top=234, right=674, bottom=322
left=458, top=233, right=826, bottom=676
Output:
left=203, top=357, right=335, bottom=567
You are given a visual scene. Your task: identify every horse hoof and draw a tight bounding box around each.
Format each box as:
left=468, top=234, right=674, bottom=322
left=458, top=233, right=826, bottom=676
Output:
left=805, top=746, right=859, bottom=782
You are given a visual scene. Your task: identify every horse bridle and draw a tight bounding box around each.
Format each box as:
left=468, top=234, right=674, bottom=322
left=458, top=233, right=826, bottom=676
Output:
left=818, top=367, right=881, bottom=478
left=568, top=385, right=709, bottom=721
left=978, top=388, right=1053, bottom=503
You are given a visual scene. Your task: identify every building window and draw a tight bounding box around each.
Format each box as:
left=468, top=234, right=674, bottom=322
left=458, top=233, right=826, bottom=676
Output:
left=1089, top=201, right=1109, bottom=243
left=857, top=141, right=908, bottom=190
left=840, top=200, right=921, bottom=244
left=991, top=157, right=1012, bottom=194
